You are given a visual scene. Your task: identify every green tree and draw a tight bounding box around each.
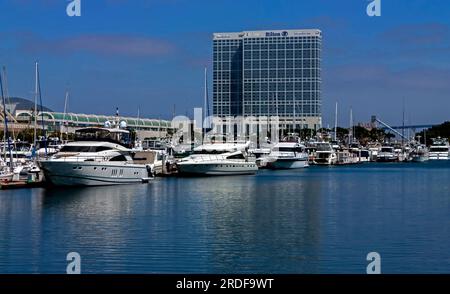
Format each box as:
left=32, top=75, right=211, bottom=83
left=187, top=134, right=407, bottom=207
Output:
left=415, top=121, right=450, bottom=146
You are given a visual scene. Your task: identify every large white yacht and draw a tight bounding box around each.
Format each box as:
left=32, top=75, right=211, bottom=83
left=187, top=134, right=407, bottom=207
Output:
left=39, top=127, right=154, bottom=186
left=314, top=142, right=338, bottom=165
left=259, top=137, right=309, bottom=169
left=410, top=144, right=429, bottom=162
left=429, top=137, right=449, bottom=160
left=176, top=141, right=257, bottom=176
left=376, top=145, right=398, bottom=162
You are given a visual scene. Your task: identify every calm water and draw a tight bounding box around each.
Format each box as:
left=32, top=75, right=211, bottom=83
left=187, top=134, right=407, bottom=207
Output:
left=1, top=162, right=449, bottom=273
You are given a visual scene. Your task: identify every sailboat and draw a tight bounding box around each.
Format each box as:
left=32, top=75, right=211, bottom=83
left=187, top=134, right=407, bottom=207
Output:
left=0, top=68, right=15, bottom=182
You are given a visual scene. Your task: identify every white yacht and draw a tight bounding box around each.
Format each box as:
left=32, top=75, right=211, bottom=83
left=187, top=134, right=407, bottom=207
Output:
left=0, top=169, right=14, bottom=182
left=39, top=127, right=154, bottom=186
left=260, top=139, right=309, bottom=169
left=176, top=141, right=257, bottom=176
left=35, top=137, right=62, bottom=157
left=348, top=143, right=370, bottom=163
left=429, top=137, right=449, bottom=160
left=314, top=142, right=338, bottom=165
left=377, top=145, right=398, bottom=162
left=411, top=144, right=429, bottom=162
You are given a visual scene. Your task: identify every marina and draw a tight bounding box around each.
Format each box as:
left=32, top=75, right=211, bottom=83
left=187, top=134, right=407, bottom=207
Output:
left=1, top=1, right=450, bottom=279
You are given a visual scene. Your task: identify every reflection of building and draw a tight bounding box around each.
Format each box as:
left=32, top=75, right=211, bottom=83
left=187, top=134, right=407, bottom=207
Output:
left=213, top=29, right=322, bottom=130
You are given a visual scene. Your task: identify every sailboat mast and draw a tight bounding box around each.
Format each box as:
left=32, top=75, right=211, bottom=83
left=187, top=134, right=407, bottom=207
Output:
left=276, top=93, right=280, bottom=139
left=349, top=107, right=353, bottom=145
left=34, top=62, right=38, bottom=147
left=300, top=97, right=304, bottom=139
left=2, top=66, right=18, bottom=163
left=203, top=67, right=207, bottom=144
left=62, top=90, right=69, bottom=140
left=0, top=71, right=13, bottom=171
left=293, top=95, right=296, bottom=134
left=37, top=63, right=47, bottom=156
left=334, top=102, right=338, bottom=141
left=402, top=98, right=405, bottom=145
left=424, top=129, right=427, bottom=146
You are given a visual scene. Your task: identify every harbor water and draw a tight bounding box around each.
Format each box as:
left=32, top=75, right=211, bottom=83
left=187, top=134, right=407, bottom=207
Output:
left=0, top=161, right=449, bottom=273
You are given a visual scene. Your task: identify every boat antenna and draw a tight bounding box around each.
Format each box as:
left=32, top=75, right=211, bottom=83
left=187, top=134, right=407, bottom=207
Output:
left=115, top=107, right=120, bottom=127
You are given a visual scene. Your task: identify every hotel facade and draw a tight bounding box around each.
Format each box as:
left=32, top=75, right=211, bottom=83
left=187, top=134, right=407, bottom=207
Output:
left=213, top=29, right=322, bottom=131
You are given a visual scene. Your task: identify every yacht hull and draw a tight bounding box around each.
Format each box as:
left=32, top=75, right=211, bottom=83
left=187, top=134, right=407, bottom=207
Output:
left=0, top=173, right=14, bottom=182
left=376, top=154, right=399, bottom=162
left=429, top=153, right=449, bottom=160
left=39, top=160, right=151, bottom=186
left=314, top=159, right=336, bottom=165
left=314, top=152, right=338, bottom=165
left=411, top=155, right=429, bottom=162
left=266, top=158, right=309, bottom=169
left=177, top=161, right=257, bottom=176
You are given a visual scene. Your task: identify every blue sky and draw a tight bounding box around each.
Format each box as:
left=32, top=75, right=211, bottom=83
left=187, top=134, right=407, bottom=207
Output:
left=1, top=0, right=449, bottom=126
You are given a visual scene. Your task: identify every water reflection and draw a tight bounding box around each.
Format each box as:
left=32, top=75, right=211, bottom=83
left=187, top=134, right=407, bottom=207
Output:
left=0, top=161, right=449, bottom=273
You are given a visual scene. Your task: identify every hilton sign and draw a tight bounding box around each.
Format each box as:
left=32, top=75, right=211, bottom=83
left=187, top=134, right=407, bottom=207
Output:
left=265, top=31, right=289, bottom=37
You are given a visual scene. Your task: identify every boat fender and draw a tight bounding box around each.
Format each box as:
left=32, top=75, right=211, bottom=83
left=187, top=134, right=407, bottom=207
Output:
left=146, top=164, right=154, bottom=177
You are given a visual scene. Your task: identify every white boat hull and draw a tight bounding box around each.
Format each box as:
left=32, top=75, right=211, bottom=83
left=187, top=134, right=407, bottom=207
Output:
left=314, top=157, right=338, bottom=165
left=266, top=158, right=309, bottom=169
left=429, top=152, right=449, bottom=160
left=376, top=154, right=399, bottom=162
left=39, top=160, right=152, bottom=186
left=177, top=161, right=257, bottom=176
left=0, top=173, right=14, bottom=182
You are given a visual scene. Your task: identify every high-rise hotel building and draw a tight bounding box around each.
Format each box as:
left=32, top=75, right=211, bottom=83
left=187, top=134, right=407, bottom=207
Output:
left=213, top=29, right=322, bottom=130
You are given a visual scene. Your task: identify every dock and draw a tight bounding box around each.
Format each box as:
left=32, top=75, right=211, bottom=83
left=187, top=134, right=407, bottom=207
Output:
left=0, top=180, right=45, bottom=190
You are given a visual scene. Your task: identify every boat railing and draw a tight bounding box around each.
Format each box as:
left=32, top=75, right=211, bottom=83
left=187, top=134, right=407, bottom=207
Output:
left=270, top=151, right=307, bottom=158
left=46, top=155, right=117, bottom=162
left=183, top=154, right=252, bottom=163
left=186, top=155, right=226, bottom=163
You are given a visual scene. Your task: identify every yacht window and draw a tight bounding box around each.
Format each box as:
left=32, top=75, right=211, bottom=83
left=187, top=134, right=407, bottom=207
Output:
left=226, top=153, right=245, bottom=160
left=193, top=150, right=227, bottom=155
left=60, top=146, right=112, bottom=153
left=277, top=147, right=304, bottom=152
left=75, top=129, right=131, bottom=147
left=360, top=151, right=370, bottom=157
left=430, top=147, right=448, bottom=152
left=109, top=155, right=127, bottom=161
left=381, top=147, right=393, bottom=152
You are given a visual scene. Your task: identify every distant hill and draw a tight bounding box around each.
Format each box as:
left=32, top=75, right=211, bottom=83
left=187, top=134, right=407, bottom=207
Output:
left=5, top=97, right=53, bottom=113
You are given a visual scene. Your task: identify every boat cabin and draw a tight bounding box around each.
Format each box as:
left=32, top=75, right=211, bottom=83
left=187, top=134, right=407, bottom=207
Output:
left=74, top=128, right=132, bottom=148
